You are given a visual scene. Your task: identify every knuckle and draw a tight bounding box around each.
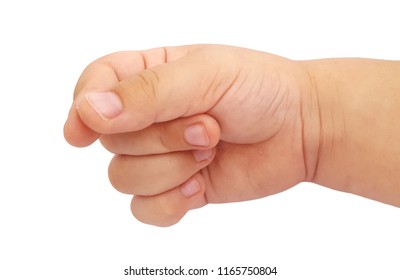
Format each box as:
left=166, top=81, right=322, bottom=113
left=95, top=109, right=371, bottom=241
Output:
left=112, top=69, right=162, bottom=126
left=122, top=69, right=160, bottom=101
left=99, top=135, right=116, bottom=153
left=137, top=69, right=161, bottom=102
left=157, top=124, right=171, bottom=151
left=156, top=197, right=185, bottom=226
left=107, top=155, right=131, bottom=194
left=131, top=196, right=184, bottom=227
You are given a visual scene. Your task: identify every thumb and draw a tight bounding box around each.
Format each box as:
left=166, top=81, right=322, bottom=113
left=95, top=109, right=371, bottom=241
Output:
left=75, top=47, right=238, bottom=134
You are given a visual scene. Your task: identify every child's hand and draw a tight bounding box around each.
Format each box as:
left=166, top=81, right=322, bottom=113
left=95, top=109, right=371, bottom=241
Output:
left=64, top=45, right=314, bottom=226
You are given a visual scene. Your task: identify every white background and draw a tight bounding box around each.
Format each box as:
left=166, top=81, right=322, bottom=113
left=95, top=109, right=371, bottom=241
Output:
left=1, top=0, right=399, bottom=279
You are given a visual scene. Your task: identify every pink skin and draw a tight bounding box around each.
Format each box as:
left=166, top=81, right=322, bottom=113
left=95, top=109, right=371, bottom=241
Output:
left=64, top=45, right=400, bottom=226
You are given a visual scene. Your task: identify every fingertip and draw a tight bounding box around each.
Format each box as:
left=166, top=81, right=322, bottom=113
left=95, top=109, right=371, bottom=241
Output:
left=74, top=92, right=115, bottom=134
left=75, top=91, right=143, bottom=134
left=85, top=91, right=123, bottom=120
left=64, top=106, right=100, bottom=147
left=180, top=176, right=201, bottom=198
left=203, top=115, right=221, bottom=148
left=183, top=114, right=221, bottom=149
left=183, top=173, right=208, bottom=210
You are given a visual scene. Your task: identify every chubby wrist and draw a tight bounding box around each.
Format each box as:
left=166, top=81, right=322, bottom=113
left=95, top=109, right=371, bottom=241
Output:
left=299, top=59, right=353, bottom=190
left=297, top=60, right=324, bottom=183
left=299, top=58, right=400, bottom=207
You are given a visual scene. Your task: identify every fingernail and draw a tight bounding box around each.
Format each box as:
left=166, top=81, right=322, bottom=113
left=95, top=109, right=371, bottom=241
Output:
left=184, top=124, right=209, bottom=146
left=180, top=178, right=200, bottom=198
left=193, top=149, right=212, bottom=162
left=85, top=91, right=123, bottom=120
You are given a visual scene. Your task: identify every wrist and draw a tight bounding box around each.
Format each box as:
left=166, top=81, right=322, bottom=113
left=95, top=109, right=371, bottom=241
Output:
left=297, top=60, right=324, bottom=183
left=299, top=58, right=400, bottom=207
left=300, top=59, right=349, bottom=190
left=299, top=58, right=352, bottom=193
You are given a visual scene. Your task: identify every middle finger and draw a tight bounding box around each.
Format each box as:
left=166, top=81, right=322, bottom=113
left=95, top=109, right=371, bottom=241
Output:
left=108, top=148, right=215, bottom=195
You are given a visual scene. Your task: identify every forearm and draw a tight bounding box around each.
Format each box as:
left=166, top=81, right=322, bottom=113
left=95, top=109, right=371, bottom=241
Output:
left=303, top=58, right=400, bottom=206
